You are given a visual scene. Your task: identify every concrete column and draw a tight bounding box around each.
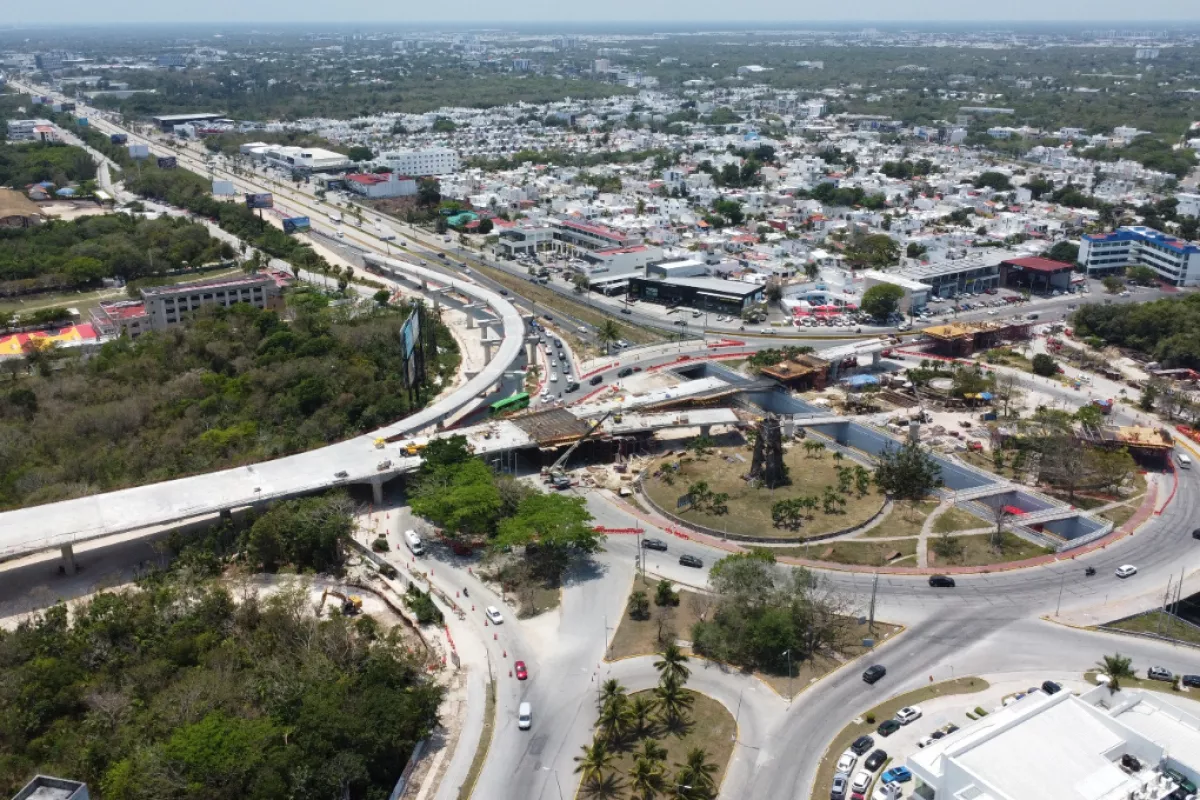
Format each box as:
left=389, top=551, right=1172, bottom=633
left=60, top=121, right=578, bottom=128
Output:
left=829, top=361, right=841, bottom=380
left=525, top=338, right=538, bottom=365
left=420, top=279, right=428, bottom=291
left=479, top=322, right=491, bottom=340
left=466, top=314, right=476, bottom=329
left=908, top=419, right=920, bottom=443
left=220, top=508, right=232, bottom=524
left=872, top=351, right=882, bottom=368
left=371, top=478, right=384, bottom=506
left=483, top=341, right=495, bottom=365
left=60, top=544, right=77, bottom=575
left=700, top=425, right=712, bottom=438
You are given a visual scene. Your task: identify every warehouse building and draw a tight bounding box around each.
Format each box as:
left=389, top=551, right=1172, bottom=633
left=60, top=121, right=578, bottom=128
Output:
left=344, top=172, right=417, bottom=199
left=151, top=113, right=225, bottom=132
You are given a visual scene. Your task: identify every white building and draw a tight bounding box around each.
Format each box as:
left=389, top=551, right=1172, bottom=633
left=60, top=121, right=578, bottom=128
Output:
left=344, top=172, right=417, bottom=199
left=1177, top=193, right=1200, bottom=220
left=245, top=144, right=350, bottom=173
left=861, top=270, right=931, bottom=313
left=908, top=684, right=1200, bottom=800
left=1079, top=226, right=1200, bottom=286
left=374, top=147, right=460, bottom=177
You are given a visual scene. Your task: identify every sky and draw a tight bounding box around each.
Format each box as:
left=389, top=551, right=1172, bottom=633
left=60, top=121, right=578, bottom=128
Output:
left=4, top=0, right=1200, bottom=26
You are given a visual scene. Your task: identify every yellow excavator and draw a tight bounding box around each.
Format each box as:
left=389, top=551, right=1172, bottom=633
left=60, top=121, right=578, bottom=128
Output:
left=320, top=588, right=363, bottom=616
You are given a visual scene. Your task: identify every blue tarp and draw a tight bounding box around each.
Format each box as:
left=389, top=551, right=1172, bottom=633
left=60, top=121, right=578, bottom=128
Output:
left=844, top=374, right=880, bottom=387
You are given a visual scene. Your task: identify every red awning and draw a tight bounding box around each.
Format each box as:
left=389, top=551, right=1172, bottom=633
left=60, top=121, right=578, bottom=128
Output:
left=1003, top=505, right=1026, bottom=516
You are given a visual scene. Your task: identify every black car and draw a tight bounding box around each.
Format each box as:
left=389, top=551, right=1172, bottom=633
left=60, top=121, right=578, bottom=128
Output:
left=620, top=307, right=632, bottom=315
left=565, top=381, right=580, bottom=392
left=589, top=375, right=604, bottom=386
left=642, top=538, right=668, bottom=552
left=850, top=735, right=874, bottom=756
left=1193, top=528, right=1200, bottom=540
left=862, top=665, right=887, bottom=684
left=864, top=749, right=888, bottom=772
left=877, top=719, right=901, bottom=737
left=1183, top=674, right=1200, bottom=689
left=498, top=289, right=509, bottom=295
left=679, top=554, right=703, bottom=568
left=928, top=575, right=956, bottom=588
left=617, top=367, right=634, bottom=378
left=1041, top=680, right=1062, bottom=695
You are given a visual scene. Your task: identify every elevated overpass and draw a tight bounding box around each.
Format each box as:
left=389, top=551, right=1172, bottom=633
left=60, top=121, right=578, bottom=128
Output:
left=0, top=255, right=526, bottom=565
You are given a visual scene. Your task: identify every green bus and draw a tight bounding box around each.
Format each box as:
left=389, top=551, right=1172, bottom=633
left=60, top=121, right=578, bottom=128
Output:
left=489, top=392, right=530, bottom=416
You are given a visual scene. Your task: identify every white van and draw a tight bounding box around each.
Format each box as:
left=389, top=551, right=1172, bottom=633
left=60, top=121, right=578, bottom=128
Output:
left=404, top=529, right=425, bottom=555
left=1178, top=453, right=1192, bottom=470
left=518, top=702, right=532, bottom=730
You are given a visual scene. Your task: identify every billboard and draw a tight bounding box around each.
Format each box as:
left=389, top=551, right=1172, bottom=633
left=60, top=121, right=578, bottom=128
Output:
left=244, top=193, right=274, bottom=210
left=282, top=216, right=311, bottom=234
left=76, top=117, right=88, bottom=127
left=110, top=133, right=128, bottom=145
left=156, top=156, right=177, bottom=169
left=211, top=179, right=235, bottom=196
left=400, top=310, right=419, bottom=359
left=127, top=143, right=149, bottom=159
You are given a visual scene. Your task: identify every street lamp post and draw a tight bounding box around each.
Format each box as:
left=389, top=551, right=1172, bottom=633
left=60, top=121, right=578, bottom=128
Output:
left=782, top=649, right=793, bottom=701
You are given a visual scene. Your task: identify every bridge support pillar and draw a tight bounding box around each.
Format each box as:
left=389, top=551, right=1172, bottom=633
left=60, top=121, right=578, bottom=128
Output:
left=482, top=340, right=495, bottom=365
left=699, top=425, right=712, bottom=438
left=525, top=338, right=538, bottom=365
left=466, top=314, right=476, bottom=329
left=872, top=351, right=881, bottom=368
left=60, top=544, right=77, bottom=575
left=220, top=508, right=232, bottom=524
left=371, top=478, right=384, bottom=506
left=420, top=279, right=428, bottom=291
left=829, top=361, right=841, bottom=380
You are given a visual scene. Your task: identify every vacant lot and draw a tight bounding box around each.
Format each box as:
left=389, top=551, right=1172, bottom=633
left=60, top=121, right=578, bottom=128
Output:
left=1105, top=610, right=1200, bottom=646
left=778, top=538, right=917, bottom=567
left=643, top=446, right=884, bottom=540
left=927, top=531, right=1054, bottom=568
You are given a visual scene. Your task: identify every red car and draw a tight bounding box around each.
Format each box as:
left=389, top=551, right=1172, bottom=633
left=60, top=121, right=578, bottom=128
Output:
left=514, top=661, right=528, bottom=680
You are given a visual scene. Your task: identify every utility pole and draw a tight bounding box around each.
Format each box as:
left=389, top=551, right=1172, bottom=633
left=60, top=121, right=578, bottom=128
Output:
left=783, top=649, right=793, bottom=702
left=1158, top=579, right=1173, bottom=637
left=1055, top=572, right=1066, bottom=618
left=868, top=572, right=879, bottom=633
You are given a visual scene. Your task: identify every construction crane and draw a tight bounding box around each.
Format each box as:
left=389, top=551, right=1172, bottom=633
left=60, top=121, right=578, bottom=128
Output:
left=546, top=408, right=616, bottom=488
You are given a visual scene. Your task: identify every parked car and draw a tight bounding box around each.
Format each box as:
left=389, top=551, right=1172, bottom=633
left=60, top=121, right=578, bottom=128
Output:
left=1041, top=680, right=1062, bottom=695
left=876, top=719, right=901, bottom=737
left=1115, top=564, right=1138, bottom=578
left=851, top=771, right=873, bottom=794
left=1147, top=666, right=1174, bottom=682
left=485, top=606, right=504, bottom=625
left=1182, top=674, right=1200, bottom=689
left=334, top=470, right=349, bottom=478
left=835, top=751, right=858, bottom=775
left=895, top=706, right=922, bottom=725
left=862, top=665, right=887, bottom=684
left=850, top=735, right=875, bottom=755
left=928, top=575, right=956, bottom=588
left=864, top=749, right=888, bottom=772
left=642, top=538, right=668, bottom=552
left=881, top=766, right=912, bottom=784
left=679, top=554, right=703, bottom=568
left=917, top=736, right=935, bottom=748
left=514, top=661, right=528, bottom=680
left=1192, top=528, right=1200, bottom=540
left=872, top=782, right=902, bottom=800
left=831, top=774, right=849, bottom=800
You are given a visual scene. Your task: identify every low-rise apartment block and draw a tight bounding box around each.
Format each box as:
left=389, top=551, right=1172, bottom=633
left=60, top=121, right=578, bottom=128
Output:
left=1080, top=226, right=1200, bottom=286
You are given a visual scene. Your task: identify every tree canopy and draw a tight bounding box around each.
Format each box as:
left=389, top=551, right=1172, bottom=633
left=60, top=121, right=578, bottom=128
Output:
left=861, top=283, right=905, bottom=320
left=874, top=440, right=942, bottom=505
left=1072, top=293, right=1200, bottom=369
left=0, top=140, right=96, bottom=187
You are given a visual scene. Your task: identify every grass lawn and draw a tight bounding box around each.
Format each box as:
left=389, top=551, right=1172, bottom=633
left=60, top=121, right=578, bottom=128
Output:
left=578, top=690, right=736, bottom=800
left=863, top=500, right=939, bottom=539
left=458, top=679, right=497, bottom=800
left=927, top=531, right=1053, bottom=568
left=812, top=677, right=989, bottom=800
left=608, top=576, right=705, bottom=661
left=1100, top=501, right=1140, bottom=529
left=1082, top=671, right=1184, bottom=695
left=1104, top=610, right=1200, bottom=646
left=643, top=446, right=885, bottom=540
left=777, top=538, right=917, bottom=567
left=608, top=577, right=900, bottom=699
left=933, top=506, right=988, bottom=534
left=960, top=449, right=1020, bottom=480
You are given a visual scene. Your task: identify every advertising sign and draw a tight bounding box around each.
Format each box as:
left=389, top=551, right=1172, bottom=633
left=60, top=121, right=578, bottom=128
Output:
left=400, top=311, right=418, bottom=359
left=244, top=193, right=274, bottom=210
left=110, top=133, right=128, bottom=145
left=156, top=156, right=177, bottom=169
left=211, top=179, right=235, bottom=196
left=282, top=216, right=311, bottom=234
left=127, top=143, right=150, bottom=159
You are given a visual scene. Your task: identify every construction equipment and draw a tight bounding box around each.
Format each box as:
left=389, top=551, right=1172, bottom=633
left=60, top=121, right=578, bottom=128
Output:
left=374, top=438, right=386, bottom=450
left=401, top=441, right=427, bottom=456
left=319, top=588, right=363, bottom=616
left=546, top=409, right=616, bottom=485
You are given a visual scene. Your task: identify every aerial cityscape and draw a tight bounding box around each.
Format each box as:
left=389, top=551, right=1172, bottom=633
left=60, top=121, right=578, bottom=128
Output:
left=2, top=13, right=1200, bottom=800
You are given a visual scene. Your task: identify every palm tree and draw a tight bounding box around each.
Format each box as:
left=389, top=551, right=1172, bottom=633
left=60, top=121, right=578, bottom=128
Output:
left=1096, top=652, right=1136, bottom=693
left=675, top=748, right=719, bottom=798
left=629, top=756, right=665, bottom=800
left=654, top=676, right=694, bottom=726
left=580, top=772, right=625, bottom=799
left=636, top=738, right=668, bottom=766
left=654, top=644, right=691, bottom=687
left=599, top=678, right=627, bottom=711
left=598, top=319, right=622, bottom=352
left=629, top=694, right=658, bottom=738
left=598, top=693, right=633, bottom=744
left=574, top=740, right=616, bottom=786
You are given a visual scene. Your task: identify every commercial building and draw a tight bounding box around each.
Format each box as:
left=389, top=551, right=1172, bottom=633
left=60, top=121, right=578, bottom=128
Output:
left=374, top=147, right=459, bottom=176
left=496, top=223, right=556, bottom=258
left=550, top=217, right=642, bottom=254
left=1178, top=193, right=1200, bottom=219
left=11, top=774, right=89, bottom=800
left=908, top=684, right=1200, bottom=800
left=647, top=258, right=708, bottom=280
left=1079, top=226, right=1200, bottom=286
left=242, top=144, right=350, bottom=173
left=628, top=276, right=765, bottom=315
left=998, top=256, right=1075, bottom=293
left=150, top=113, right=224, bottom=132
left=861, top=270, right=930, bottom=313
left=892, top=255, right=1001, bottom=298
left=344, top=172, right=417, bottom=199
left=141, top=274, right=285, bottom=331
left=578, top=244, right=663, bottom=278
left=5, top=119, right=42, bottom=142
left=90, top=300, right=150, bottom=339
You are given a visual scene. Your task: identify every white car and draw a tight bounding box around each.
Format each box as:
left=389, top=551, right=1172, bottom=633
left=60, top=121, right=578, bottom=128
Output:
left=851, top=770, right=873, bottom=793
left=873, top=782, right=902, bottom=800
left=1115, top=564, right=1138, bottom=578
left=835, top=750, right=857, bottom=775
left=485, top=606, right=504, bottom=625
left=549, top=372, right=558, bottom=383
left=896, top=705, right=923, bottom=725
left=917, top=735, right=936, bottom=748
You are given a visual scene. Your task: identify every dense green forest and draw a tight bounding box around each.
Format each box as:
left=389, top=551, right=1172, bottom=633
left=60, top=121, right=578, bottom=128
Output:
left=1071, top=294, right=1200, bottom=369
left=0, top=141, right=96, bottom=187
left=0, top=299, right=459, bottom=509
left=0, top=214, right=234, bottom=298
left=0, top=531, right=441, bottom=799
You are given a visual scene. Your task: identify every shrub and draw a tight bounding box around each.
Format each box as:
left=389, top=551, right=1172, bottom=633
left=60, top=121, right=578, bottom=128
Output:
left=865, top=713, right=876, bottom=724
left=372, top=537, right=390, bottom=552
left=405, top=585, right=444, bottom=625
